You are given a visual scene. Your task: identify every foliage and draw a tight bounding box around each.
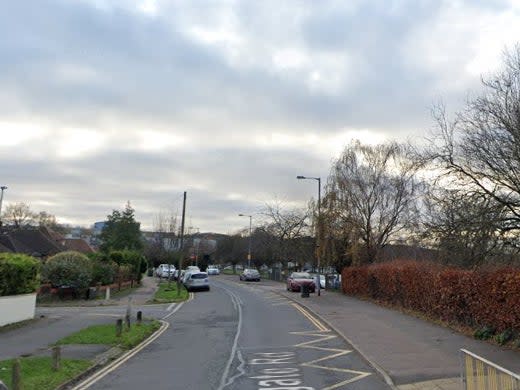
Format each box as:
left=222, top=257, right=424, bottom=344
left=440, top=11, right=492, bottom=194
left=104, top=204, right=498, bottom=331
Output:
left=100, top=202, right=143, bottom=252
left=2, top=202, right=37, bottom=228
left=327, top=141, right=419, bottom=265
left=342, top=260, right=520, bottom=333
left=423, top=46, right=520, bottom=261
left=91, top=260, right=117, bottom=285
left=0, top=253, right=40, bottom=296
left=0, top=357, right=91, bottom=390
left=495, top=329, right=513, bottom=346
left=420, top=187, right=509, bottom=267
left=109, top=249, right=145, bottom=282
left=474, top=326, right=495, bottom=340
left=42, top=251, right=93, bottom=289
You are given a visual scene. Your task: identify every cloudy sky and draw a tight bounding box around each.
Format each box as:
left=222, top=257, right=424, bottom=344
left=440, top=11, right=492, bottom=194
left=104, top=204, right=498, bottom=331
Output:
left=0, top=0, right=519, bottom=233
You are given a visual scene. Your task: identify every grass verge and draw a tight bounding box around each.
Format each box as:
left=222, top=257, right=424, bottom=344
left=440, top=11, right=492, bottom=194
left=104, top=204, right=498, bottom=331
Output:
left=56, top=320, right=161, bottom=350
left=222, top=269, right=237, bottom=275
left=0, top=356, right=90, bottom=390
left=152, top=282, right=189, bottom=303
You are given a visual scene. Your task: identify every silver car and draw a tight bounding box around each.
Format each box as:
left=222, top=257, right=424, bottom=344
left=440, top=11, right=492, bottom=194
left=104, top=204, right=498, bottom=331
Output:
left=183, top=271, right=210, bottom=291
left=240, top=268, right=260, bottom=282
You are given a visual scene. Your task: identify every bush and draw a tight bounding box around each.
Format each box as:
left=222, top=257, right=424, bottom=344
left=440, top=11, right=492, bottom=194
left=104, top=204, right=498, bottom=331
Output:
left=0, top=253, right=40, bottom=296
left=91, top=260, right=117, bottom=286
left=109, top=250, right=144, bottom=283
left=42, top=251, right=93, bottom=290
left=342, top=260, right=520, bottom=334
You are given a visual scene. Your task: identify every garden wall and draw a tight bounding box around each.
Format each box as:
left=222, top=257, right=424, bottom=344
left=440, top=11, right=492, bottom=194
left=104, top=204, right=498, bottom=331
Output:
left=342, top=260, right=520, bottom=332
left=0, top=293, right=37, bottom=327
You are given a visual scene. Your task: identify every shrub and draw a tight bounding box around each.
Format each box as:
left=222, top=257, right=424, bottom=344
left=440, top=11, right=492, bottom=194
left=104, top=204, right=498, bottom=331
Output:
left=42, top=251, right=93, bottom=290
left=474, top=326, right=495, bottom=340
left=0, top=253, right=40, bottom=296
left=91, top=260, right=117, bottom=286
left=495, top=329, right=514, bottom=346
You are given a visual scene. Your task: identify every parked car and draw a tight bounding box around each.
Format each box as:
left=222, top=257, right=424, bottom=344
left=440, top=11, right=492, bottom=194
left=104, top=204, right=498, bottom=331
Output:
left=186, top=265, right=200, bottom=273
left=287, top=272, right=316, bottom=293
left=156, top=264, right=176, bottom=278
left=310, top=274, right=326, bottom=289
left=207, top=265, right=220, bottom=275
left=183, top=271, right=210, bottom=291
left=240, top=268, right=260, bottom=281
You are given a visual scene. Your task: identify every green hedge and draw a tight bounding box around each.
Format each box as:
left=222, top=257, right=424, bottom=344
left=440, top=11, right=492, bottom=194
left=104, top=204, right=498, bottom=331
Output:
left=0, top=253, right=40, bottom=296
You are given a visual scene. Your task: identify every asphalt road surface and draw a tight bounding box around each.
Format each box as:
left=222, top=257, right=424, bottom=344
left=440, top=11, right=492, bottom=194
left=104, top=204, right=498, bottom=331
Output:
left=85, top=277, right=390, bottom=390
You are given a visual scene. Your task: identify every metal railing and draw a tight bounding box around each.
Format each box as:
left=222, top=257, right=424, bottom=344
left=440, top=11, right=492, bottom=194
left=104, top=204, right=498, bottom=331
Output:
left=461, top=349, right=520, bottom=390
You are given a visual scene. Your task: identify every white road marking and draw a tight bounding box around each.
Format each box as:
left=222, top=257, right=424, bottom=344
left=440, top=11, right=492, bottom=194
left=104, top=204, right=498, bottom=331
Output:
left=166, top=302, right=176, bottom=311
left=216, top=285, right=244, bottom=390
left=70, top=320, right=170, bottom=390
left=69, top=295, right=193, bottom=389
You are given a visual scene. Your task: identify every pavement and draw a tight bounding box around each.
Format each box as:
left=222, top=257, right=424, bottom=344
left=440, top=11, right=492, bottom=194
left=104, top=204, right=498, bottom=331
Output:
left=276, top=285, right=520, bottom=390
left=0, top=275, right=161, bottom=363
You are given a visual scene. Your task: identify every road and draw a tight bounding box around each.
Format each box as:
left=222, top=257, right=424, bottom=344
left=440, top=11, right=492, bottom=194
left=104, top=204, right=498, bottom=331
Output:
left=82, top=276, right=390, bottom=390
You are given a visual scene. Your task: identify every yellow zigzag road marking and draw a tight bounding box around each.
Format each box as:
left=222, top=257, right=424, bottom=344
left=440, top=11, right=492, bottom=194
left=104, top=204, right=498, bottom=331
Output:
left=290, top=329, right=372, bottom=389
left=291, top=303, right=328, bottom=331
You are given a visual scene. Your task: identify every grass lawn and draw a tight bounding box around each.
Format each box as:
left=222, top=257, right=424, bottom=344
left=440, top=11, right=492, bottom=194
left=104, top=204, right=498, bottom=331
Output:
left=152, top=282, right=189, bottom=303
left=0, top=356, right=91, bottom=390
left=222, top=269, right=237, bottom=275
left=56, top=320, right=161, bottom=350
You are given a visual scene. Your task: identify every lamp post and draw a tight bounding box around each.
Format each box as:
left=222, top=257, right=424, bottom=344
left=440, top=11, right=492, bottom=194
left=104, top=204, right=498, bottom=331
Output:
left=0, top=186, right=7, bottom=227
left=297, top=175, right=321, bottom=296
left=238, top=214, right=252, bottom=268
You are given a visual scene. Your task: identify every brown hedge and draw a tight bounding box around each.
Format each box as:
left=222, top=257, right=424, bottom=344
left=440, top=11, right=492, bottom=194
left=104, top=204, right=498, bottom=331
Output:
left=342, top=260, right=520, bottom=332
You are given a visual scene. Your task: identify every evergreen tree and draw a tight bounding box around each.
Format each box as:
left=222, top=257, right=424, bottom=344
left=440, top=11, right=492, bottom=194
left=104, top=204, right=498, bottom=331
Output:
left=100, top=202, right=143, bottom=252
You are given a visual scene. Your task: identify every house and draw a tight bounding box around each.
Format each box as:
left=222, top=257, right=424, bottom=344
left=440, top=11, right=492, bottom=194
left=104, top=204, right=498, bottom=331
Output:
left=0, top=228, right=64, bottom=258
left=0, top=226, right=96, bottom=258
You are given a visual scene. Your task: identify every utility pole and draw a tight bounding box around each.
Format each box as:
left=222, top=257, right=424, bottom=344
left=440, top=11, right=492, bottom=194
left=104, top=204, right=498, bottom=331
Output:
left=177, top=192, right=187, bottom=295
left=0, top=186, right=7, bottom=226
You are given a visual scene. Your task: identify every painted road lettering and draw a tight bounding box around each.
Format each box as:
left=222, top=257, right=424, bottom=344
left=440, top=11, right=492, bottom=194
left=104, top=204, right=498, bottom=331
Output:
left=249, top=352, right=314, bottom=390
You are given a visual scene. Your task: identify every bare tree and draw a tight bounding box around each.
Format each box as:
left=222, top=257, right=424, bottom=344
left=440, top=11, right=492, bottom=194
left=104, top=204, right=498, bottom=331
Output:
left=428, top=45, right=520, bottom=235
left=261, top=200, right=313, bottom=269
left=3, top=202, right=37, bottom=228
left=420, top=185, right=512, bottom=267
left=327, top=140, right=419, bottom=264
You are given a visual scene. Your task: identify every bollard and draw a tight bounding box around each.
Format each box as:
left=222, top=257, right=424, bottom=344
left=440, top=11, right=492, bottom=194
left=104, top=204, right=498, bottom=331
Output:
left=137, top=311, right=142, bottom=325
left=301, top=284, right=310, bottom=298
left=52, top=345, right=61, bottom=371
left=116, top=319, right=123, bottom=337
left=12, top=358, right=21, bottom=390
left=125, top=314, right=131, bottom=331
left=105, top=286, right=111, bottom=300
left=125, top=297, right=132, bottom=331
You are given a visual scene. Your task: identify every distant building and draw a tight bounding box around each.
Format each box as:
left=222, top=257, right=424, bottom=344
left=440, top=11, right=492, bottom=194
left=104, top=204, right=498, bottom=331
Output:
left=92, top=221, right=106, bottom=236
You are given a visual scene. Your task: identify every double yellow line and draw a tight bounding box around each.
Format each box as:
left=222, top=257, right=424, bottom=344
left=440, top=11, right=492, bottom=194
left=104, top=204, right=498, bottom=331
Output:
left=291, top=303, right=328, bottom=332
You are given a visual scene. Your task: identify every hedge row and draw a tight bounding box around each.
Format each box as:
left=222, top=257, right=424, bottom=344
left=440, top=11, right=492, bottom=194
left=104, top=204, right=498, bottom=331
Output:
left=0, top=253, right=40, bottom=296
left=342, top=260, right=520, bottom=332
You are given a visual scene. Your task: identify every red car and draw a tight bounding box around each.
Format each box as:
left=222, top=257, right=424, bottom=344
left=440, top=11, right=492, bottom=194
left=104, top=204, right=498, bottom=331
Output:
left=287, top=272, right=316, bottom=292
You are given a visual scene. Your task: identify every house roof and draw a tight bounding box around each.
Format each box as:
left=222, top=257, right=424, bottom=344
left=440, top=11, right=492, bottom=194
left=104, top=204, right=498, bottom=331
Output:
left=1, top=229, right=64, bottom=257
left=64, top=238, right=95, bottom=254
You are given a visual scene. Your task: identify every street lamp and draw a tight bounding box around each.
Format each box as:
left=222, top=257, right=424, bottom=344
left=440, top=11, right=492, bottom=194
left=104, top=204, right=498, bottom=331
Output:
left=0, top=186, right=7, bottom=227
left=238, top=214, right=252, bottom=268
left=297, top=175, right=322, bottom=296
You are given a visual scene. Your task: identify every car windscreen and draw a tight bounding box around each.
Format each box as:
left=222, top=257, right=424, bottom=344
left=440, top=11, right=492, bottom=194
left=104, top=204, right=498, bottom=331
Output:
left=292, top=273, right=311, bottom=279
left=191, top=273, right=208, bottom=279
